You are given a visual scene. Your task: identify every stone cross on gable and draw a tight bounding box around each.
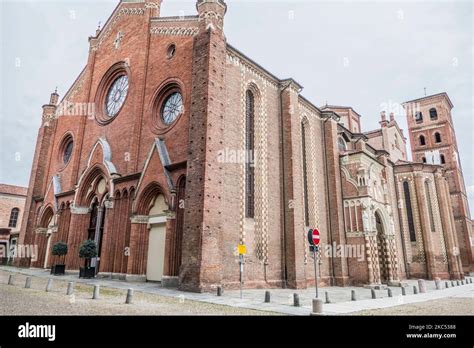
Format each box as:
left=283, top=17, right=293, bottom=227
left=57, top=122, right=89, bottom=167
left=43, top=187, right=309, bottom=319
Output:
left=114, top=31, right=124, bottom=49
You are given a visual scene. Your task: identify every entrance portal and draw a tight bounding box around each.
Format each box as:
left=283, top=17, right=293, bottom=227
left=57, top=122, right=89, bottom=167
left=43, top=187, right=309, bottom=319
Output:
left=146, top=194, right=168, bottom=282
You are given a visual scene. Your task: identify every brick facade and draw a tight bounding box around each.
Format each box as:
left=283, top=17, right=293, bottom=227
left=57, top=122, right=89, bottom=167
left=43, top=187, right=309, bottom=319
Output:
left=19, top=0, right=471, bottom=292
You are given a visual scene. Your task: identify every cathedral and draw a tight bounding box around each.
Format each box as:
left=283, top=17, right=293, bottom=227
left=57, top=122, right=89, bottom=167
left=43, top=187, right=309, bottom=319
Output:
left=19, top=0, right=473, bottom=292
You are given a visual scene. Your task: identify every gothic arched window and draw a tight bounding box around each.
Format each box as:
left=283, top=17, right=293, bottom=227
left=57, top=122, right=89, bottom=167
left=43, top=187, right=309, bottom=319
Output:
left=338, top=137, right=347, bottom=152
left=425, top=181, right=436, bottom=232
left=8, top=208, right=20, bottom=228
left=429, top=108, right=438, bottom=120
left=434, top=132, right=442, bottom=143
left=403, top=182, right=416, bottom=242
left=440, top=154, right=446, bottom=164
left=245, top=90, right=255, bottom=218
left=419, top=135, right=426, bottom=146
left=301, top=120, right=310, bottom=227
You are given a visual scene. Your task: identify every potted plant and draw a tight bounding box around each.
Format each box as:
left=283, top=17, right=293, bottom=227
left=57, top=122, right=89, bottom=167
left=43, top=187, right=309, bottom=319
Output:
left=50, top=241, right=68, bottom=275
left=79, top=239, right=98, bottom=279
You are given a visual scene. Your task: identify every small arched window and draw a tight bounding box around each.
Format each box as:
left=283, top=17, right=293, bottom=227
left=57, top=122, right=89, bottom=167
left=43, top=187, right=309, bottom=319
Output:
left=8, top=208, right=20, bottom=228
left=338, top=137, right=347, bottom=152
left=422, top=157, right=426, bottom=163
left=415, top=112, right=423, bottom=123
left=429, top=108, right=438, bottom=120
left=440, top=154, right=446, bottom=164
left=434, top=132, right=442, bottom=143
left=419, top=135, right=426, bottom=146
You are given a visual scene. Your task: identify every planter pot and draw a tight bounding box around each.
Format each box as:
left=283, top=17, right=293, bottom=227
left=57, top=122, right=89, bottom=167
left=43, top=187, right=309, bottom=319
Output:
left=51, top=264, right=66, bottom=276
left=79, top=266, right=96, bottom=279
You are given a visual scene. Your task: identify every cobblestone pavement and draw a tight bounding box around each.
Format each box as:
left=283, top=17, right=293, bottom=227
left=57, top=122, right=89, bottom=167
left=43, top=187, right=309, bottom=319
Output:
left=1, top=266, right=473, bottom=316
left=0, top=271, right=277, bottom=316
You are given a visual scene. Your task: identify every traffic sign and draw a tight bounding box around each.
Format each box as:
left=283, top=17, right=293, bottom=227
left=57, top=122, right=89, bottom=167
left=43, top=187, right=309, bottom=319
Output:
left=307, top=228, right=320, bottom=246
left=238, top=244, right=247, bottom=255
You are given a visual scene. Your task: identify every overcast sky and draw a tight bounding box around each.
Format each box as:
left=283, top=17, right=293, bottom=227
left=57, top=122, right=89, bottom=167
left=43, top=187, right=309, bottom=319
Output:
left=0, top=0, right=473, bottom=215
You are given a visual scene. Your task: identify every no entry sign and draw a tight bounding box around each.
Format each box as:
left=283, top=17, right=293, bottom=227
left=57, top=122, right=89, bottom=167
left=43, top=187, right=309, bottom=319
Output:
left=307, top=228, right=320, bottom=246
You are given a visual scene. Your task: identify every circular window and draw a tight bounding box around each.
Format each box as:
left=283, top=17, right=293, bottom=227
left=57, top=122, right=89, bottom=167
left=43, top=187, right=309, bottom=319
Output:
left=161, top=92, right=183, bottom=125
left=105, top=75, right=129, bottom=117
left=63, top=140, right=74, bottom=164
left=167, top=44, right=176, bottom=59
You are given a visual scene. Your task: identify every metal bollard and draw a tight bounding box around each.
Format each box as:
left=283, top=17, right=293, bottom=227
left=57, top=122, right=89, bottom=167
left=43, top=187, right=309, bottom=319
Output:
left=417, top=279, right=427, bottom=293
left=401, top=287, right=406, bottom=296
left=445, top=281, right=449, bottom=289
left=413, top=285, right=418, bottom=295
left=45, top=279, right=53, bottom=292
left=325, top=291, right=331, bottom=304
left=311, top=298, right=323, bottom=315
left=293, top=293, right=300, bottom=307
left=351, top=290, right=357, bottom=301
left=125, top=289, right=133, bottom=304
left=456, top=280, right=460, bottom=286
left=451, top=281, right=455, bottom=287
left=8, top=274, right=14, bottom=285
left=92, top=285, right=100, bottom=299
left=25, top=277, right=31, bottom=289
left=217, top=286, right=223, bottom=297
left=387, top=288, right=393, bottom=297
left=371, top=288, right=376, bottom=299
left=435, top=279, right=441, bottom=290
left=264, top=291, right=271, bottom=303
left=67, top=282, right=74, bottom=295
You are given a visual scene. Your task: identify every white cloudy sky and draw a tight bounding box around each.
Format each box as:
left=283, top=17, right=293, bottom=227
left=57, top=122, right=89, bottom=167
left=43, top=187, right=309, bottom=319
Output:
left=0, top=0, right=473, bottom=215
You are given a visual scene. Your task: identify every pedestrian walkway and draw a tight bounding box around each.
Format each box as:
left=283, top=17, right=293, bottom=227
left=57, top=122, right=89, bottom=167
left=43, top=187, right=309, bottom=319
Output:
left=1, top=266, right=472, bottom=316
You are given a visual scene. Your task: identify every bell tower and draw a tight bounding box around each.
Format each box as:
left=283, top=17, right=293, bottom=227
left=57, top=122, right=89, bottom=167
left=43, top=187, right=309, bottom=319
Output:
left=403, top=92, right=473, bottom=273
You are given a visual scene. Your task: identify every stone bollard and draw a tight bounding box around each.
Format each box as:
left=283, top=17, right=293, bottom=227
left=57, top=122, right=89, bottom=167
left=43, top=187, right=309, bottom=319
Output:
left=45, top=279, right=53, bottom=292
left=217, top=286, right=223, bottom=297
left=401, top=287, right=406, bottom=296
left=25, top=277, right=31, bottom=289
left=371, top=289, right=376, bottom=299
left=351, top=290, right=357, bottom=301
left=67, top=282, right=74, bottom=295
left=445, top=281, right=449, bottom=289
left=92, top=285, right=100, bottom=299
left=310, top=298, right=323, bottom=315
left=387, top=288, right=393, bottom=297
left=293, top=293, right=300, bottom=307
left=325, top=291, right=331, bottom=304
left=125, top=289, right=133, bottom=304
left=417, top=279, right=427, bottom=293
left=264, top=291, right=271, bottom=303
left=435, top=279, right=442, bottom=290
left=413, top=285, right=418, bottom=295
left=7, top=274, right=14, bottom=285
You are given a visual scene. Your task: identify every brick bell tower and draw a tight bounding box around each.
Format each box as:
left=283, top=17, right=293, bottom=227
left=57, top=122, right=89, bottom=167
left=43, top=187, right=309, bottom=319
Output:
left=403, top=92, right=473, bottom=274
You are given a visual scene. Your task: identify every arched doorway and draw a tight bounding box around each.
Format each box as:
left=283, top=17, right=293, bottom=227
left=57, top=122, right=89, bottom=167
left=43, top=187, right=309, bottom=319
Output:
left=88, top=197, right=106, bottom=272
left=375, top=211, right=389, bottom=284
left=146, top=194, right=168, bottom=282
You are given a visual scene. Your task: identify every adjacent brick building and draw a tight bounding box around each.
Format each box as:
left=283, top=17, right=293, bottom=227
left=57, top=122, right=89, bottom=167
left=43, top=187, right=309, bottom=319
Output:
left=19, top=0, right=472, bottom=292
left=0, top=184, right=27, bottom=263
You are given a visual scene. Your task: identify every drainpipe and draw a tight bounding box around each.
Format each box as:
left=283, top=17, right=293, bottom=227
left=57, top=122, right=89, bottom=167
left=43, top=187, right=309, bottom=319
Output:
left=322, top=114, right=336, bottom=284
left=279, top=81, right=292, bottom=288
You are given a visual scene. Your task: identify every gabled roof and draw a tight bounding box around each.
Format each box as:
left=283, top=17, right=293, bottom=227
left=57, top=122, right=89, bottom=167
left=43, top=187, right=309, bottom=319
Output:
left=321, top=105, right=362, bottom=118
